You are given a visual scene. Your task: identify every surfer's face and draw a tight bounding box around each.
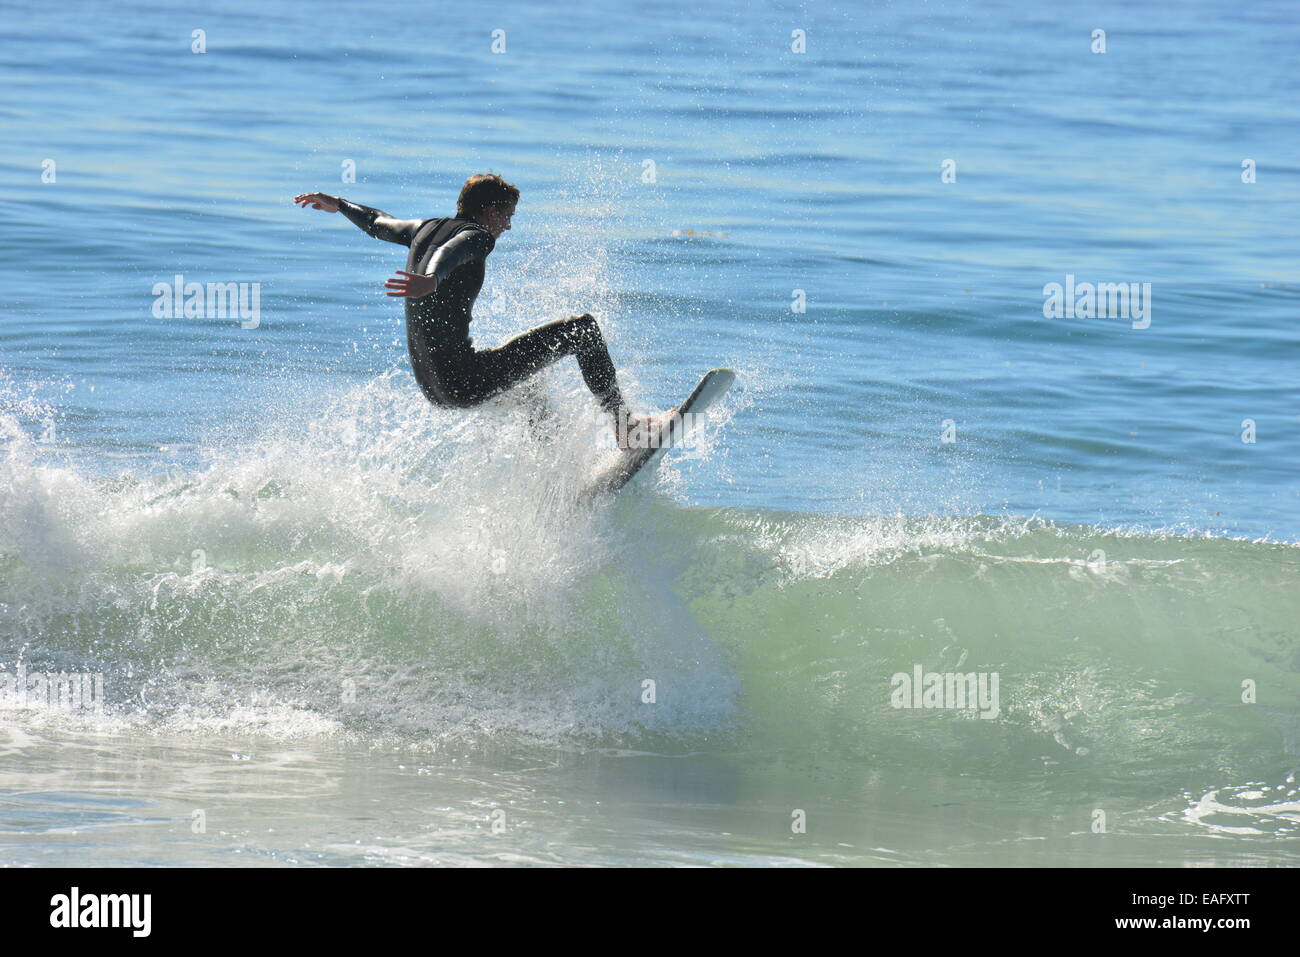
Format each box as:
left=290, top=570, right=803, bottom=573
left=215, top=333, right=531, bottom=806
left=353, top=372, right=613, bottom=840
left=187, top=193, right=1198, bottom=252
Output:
left=479, top=202, right=516, bottom=239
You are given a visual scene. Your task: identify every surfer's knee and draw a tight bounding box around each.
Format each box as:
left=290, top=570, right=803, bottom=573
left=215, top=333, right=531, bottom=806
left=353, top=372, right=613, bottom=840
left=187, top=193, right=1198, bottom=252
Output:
left=566, top=312, right=601, bottom=341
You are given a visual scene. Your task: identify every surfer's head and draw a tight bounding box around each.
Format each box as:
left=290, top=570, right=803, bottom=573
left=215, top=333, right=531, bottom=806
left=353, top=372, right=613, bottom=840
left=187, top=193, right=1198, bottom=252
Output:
left=458, top=173, right=519, bottom=239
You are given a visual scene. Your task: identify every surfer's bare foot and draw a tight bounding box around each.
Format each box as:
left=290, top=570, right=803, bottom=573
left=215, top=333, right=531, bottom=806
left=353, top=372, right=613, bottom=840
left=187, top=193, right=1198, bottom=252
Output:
left=616, top=409, right=678, bottom=451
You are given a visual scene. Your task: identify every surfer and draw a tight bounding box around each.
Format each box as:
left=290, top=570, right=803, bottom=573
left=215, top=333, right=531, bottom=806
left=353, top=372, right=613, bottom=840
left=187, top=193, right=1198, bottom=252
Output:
left=293, top=174, right=660, bottom=447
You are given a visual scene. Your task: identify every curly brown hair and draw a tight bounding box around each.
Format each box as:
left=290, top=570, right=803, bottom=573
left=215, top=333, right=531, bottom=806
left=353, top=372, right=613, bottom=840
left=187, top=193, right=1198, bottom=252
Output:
left=456, top=173, right=520, bottom=219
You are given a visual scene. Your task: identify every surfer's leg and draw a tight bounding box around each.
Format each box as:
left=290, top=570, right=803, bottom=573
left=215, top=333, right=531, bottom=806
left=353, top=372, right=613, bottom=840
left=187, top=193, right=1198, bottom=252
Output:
left=471, top=313, right=627, bottom=416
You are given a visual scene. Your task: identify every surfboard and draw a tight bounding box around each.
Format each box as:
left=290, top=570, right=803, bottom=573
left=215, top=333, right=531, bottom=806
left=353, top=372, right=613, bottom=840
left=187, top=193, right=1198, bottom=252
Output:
left=583, top=368, right=735, bottom=498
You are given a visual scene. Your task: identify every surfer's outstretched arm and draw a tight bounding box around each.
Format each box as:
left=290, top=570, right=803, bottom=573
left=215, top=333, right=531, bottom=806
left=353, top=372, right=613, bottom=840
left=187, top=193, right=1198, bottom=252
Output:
left=292, top=193, right=421, bottom=247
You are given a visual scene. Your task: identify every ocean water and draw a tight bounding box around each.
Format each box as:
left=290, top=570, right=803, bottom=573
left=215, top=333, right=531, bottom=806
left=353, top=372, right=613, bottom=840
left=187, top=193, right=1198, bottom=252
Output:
left=1, top=0, right=1298, bottom=867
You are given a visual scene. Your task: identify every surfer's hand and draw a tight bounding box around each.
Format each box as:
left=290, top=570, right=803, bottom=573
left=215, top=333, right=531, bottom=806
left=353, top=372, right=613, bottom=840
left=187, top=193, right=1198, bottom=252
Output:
left=293, top=192, right=340, bottom=212
left=385, top=270, right=438, bottom=298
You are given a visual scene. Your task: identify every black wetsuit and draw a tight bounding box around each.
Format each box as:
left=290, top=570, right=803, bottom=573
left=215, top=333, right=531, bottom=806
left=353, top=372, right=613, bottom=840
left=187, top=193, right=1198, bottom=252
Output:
left=336, top=198, right=625, bottom=414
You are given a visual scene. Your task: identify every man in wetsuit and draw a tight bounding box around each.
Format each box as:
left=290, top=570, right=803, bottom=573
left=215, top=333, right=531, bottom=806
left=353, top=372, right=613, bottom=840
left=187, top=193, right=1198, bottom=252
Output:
left=293, top=173, right=654, bottom=444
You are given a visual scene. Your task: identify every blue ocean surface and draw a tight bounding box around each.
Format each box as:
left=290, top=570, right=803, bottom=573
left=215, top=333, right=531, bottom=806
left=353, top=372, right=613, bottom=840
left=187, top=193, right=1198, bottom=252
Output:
left=0, top=0, right=1297, bottom=867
